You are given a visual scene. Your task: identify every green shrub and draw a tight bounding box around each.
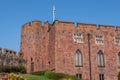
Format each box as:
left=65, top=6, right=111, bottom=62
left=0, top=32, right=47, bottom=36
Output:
left=55, top=73, right=77, bottom=80
left=118, top=72, right=120, bottom=80
left=2, top=66, right=11, bottom=73
left=30, top=70, right=77, bottom=80
left=54, top=73, right=66, bottom=80
left=44, top=70, right=56, bottom=79
left=30, top=70, right=47, bottom=75
left=19, top=66, right=26, bottom=73
left=0, top=66, right=26, bottom=73
left=10, top=66, right=16, bottom=72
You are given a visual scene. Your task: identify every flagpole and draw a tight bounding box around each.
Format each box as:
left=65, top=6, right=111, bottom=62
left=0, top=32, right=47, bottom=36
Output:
left=53, top=5, right=56, bottom=22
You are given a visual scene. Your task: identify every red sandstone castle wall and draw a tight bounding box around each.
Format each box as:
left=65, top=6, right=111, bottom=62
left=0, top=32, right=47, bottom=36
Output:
left=21, top=20, right=120, bottom=80
left=20, top=20, right=51, bottom=73
left=54, top=21, right=91, bottom=79
left=47, top=24, right=55, bottom=71
left=53, top=20, right=120, bottom=80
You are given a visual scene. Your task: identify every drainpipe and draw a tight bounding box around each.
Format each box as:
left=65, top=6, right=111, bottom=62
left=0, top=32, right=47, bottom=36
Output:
left=88, top=33, right=92, bottom=80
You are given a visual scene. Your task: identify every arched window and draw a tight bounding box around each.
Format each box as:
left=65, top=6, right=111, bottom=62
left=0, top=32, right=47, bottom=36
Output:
left=97, top=50, right=105, bottom=67
left=75, top=49, right=83, bottom=67
left=118, top=52, right=120, bottom=67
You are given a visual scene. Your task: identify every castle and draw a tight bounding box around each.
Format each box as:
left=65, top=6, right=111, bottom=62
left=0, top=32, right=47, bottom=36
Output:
left=20, top=20, right=120, bottom=80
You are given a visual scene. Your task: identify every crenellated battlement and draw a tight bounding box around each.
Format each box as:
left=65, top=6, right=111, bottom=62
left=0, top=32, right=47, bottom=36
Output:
left=0, top=48, right=25, bottom=67
left=53, top=20, right=120, bottom=31
left=22, top=20, right=120, bottom=33
left=22, top=22, right=31, bottom=27
left=22, top=20, right=42, bottom=32
left=22, top=20, right=42, bottom=28
left=77, top=22, right=96, bottom=27
left=97, top=24, right=115, bottom=31
left=3, top=48, right=17, bottom=57
left=21, top=20, right=120, bottom=40
left=77, top=22, right=97, bottom=30
left=22, top=20, right=50, bottom=29
left=22, top=20, right=50, bottom=36
left=31, top=20, right=42, bottom=27
left=0, top=48, right=19, bottom=58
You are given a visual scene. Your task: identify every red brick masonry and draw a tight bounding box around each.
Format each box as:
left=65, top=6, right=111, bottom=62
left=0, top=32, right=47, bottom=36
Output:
left=20, top=20, right=120, bottom=80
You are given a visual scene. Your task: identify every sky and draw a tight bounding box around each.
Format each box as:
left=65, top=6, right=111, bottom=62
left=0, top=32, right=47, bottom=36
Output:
left=0, top=0, right=120, bottom=53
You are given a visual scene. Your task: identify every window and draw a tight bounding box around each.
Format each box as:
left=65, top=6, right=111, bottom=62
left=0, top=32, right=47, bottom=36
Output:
left=76, top=74, right=82, bottom=80
left=99, top=74, right=104, bottom=80
left=115, top=36, right=120, bottom=45
left=118, top=52, right=120, bottom=67
left=95, top=34, right=103, bottom=44
left=75, top=49, right=83, bottom=67
left=73, top=32, right=83, bottom=43
left=31, top=57, right=34, bottom=72
left=97, top=50, right=105, bottom=67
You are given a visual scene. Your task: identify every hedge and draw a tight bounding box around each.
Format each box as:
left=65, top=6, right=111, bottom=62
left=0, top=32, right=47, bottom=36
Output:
left=0, top=66, right=26, bottom=73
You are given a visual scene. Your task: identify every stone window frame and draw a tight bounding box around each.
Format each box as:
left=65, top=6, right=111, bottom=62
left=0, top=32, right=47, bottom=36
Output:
left=115, top=35, right=120, bottom=45
left=95, top=34, right=104, bottom=44
left=97, top=50, right=105, bottom=67
left=75, top=49, right=83, bottom=67
left=73, top=32, right=83, bottom=43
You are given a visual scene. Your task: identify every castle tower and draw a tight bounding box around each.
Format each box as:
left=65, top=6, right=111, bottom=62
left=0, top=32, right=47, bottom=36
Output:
left=20, top=20, right=120, bottom=80
left=20, top=20, right=54, bottom=73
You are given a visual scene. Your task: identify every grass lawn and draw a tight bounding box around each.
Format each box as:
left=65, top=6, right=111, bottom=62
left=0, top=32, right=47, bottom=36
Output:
left=22, top=74, right=53, bottom=80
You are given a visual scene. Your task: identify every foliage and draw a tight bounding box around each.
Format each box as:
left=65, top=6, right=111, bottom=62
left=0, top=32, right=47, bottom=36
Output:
left=0, top=66, right=26, bottom=73
left=19, top=66, right=26, bottom=73
left=31, top=70, right=77, bottom=80
left=118, top=72, right=120, bottom=80
left=30, top=70, right=47, bottom=76
left=44, top=70, right=56, bottom=79
left=22, top=74, right=52, bottom=80
left=59, top=78, right=75, bottom=80
left=55, top=73, right=77, bottom=80
left=8, top=73, right=27, bottom=80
